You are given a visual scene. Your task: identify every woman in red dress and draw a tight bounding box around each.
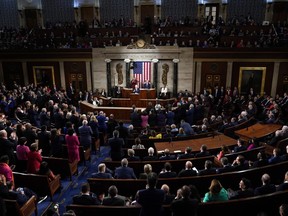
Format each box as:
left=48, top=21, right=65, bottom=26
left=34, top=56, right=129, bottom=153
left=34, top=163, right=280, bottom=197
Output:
left=27, top=143, right=42, bottom=174
left=65, top=128, right=80, bottom=163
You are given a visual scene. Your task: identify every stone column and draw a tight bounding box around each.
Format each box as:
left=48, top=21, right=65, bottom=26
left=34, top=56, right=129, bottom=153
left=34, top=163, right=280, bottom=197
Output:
left=173, top=59, right=179, bottom=97
left=105, top=59, right=112, bottom=96
left=59, top=61, right=66, bottom=89
left=152, top=59, right=159, bottom=96
left=124, top=59, right=131, bottom=88
left=271, top=62, right=280, bottom=97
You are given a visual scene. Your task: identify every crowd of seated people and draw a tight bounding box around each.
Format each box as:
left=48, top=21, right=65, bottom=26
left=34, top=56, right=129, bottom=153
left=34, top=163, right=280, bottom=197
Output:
left=0, top=79, right=287, bottom=213
left=0, top=13, right=287, bottom=49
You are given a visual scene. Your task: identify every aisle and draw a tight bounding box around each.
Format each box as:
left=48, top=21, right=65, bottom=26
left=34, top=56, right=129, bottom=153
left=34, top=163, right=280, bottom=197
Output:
left=38, top=146, right=110, bottom=215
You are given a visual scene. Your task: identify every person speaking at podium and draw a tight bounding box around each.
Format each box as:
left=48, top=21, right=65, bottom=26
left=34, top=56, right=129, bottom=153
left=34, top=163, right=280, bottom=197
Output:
left=133, top=84, right=140, bottom=94
left=143, top=80, right=151, bottom=89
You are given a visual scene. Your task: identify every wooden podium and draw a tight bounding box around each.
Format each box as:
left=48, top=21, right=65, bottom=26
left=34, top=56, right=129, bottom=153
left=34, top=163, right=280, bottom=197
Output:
left=122, top=88, right=156, bottom=99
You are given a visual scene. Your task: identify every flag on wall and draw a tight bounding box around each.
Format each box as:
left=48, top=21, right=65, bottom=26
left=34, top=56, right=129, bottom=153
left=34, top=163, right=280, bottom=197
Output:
left=133, top=61, right=151, bottom=87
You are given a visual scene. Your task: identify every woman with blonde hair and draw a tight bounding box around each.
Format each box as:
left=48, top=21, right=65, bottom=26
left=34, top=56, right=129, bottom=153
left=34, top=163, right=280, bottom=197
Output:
left=203, top=179, right=228, bottom=202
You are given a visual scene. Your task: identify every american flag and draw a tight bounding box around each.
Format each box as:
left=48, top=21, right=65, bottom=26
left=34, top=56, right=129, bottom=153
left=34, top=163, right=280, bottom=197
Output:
left=133, top=61, right=151, bottom=87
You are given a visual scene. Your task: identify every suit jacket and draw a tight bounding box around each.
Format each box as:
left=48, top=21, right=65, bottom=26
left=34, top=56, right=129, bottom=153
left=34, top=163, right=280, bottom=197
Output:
left=197, top=168, right=216, bottom=176
left=216, top=165, right=235, bottom=174
left=158, top=171, right=177, bottom=178
left=114, top=166, right=137, bottom=179
left=127, top=156, right=140, bottom=161
left=143, top=155, right=158, bottom=161
left=178, top=153, right=194, bottom=160
left=254, top=184, right=276, bottom=196
left=91, top=172, right=113, bottom=179
left=137, top=188, right=165, bottom=216
left=109, top=137, right=124, bottom=161
left=73, top=193, right=100, bottom=205
left=178, top=169, right=197, bottom=177
left=171, top=197, right=198, bottom=216
left=233, top=145, right=247, bottom=153
left=103, top=196, right=125, bottom=206
left=78, top=125, right=93, bottom=149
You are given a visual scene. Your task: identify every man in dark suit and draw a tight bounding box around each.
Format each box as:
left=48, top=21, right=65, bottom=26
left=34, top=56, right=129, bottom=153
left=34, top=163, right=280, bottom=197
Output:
left=102, top=185, right=125, bottom=206
left=216, top=157, right=235, bottom=174
left=109, top=130, right=125, bottom=161
left=114, top=158, right=137, bottom=179
left=0, top=130, right=16, bottom=165
left=178, top=161, right=197, bottom=177
left=133, top=84, right=140, bottom=94
left=37, top=125, right=51, bottom=156
left=73, top=183, right=101, bottom=205
left=233, top=139, right=247, bottom=153
left=177, top=147, right=194, bottom=159
left=143, top=80, right=151, bottom=89
left=254, top=173, right=276, bottom=195
left=197, top=160, right=216, bottom=176
left=66, top=82, right=75, bottom=105
left=195, top=145, right=211, bottom=158
left=78, top=119, right=93, bottom=150
left=158, top=162, right=177, bottom=178
left=91, top=163, right=113, bottom=179
left=143, top=147, right=158, bottom=161
left=137, top=172, right=165, bottom=216
left=159, top=148, right=175, bottom=160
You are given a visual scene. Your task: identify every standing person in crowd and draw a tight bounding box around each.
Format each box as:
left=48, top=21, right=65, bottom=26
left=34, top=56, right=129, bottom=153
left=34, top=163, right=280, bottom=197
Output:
left=137, top=172, right=165, bottom=216
left=50, top=128, right=63, bottom=158
left=16, top=137, right=30, bottom=172
left=27, top=143, right=42, bottom=174
left=78, top=119, right=93, bottom=150
left=65, top=128, right=80, bottom=163
left=0, top=155, right=14, bottom=183
left=37, top=125, right=51, bottom=156
left=97, top=111, right=107, bottom=135
left=0, top=129, right=16, bottom=165
left=203, top=179, right=229, bottom=202
left=109, top=130, right=125, bottom=161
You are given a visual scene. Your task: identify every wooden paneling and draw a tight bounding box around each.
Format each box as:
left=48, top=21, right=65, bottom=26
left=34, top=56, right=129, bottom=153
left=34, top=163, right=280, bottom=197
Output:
left=81, top=7, right=94, bottom=24
left=277, top=62, right=288, bottom=95
left=272, top=2, right=288, bottom=23
left=140, top=5, right=154, bottom=34
left=231, top=62, right=274, bottom=96
left=2, top=62, right=24, bottom=87
left=26, top=62, right=61, bottom=88
left=64, top=61, right=87, bottom=92
left=201, top=62, right=227, bottom=92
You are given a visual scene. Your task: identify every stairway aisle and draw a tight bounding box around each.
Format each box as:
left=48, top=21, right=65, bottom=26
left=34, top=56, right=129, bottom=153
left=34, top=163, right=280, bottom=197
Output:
left=38, top=146, right=111, bottom=215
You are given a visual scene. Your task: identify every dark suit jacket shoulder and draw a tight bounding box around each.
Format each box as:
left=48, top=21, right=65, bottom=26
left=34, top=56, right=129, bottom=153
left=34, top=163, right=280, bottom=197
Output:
left=73, top=194, right=100, bottom=205
left=103, top=196, right=125, bottom=206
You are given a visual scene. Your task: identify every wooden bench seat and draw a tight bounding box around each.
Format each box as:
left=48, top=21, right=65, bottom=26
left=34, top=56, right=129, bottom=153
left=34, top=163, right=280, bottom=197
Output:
left=4, top=195, right=37, bottom=216
left=103, top=155, right=216, bottom=177
left=42, top=156, right=78, bottom=181
left=66, top=190, right=288, bottom=216
left=88, top=160, right=288, bottom=197
left=13, top=172, right=61, bottom=201
left=223, top=145, right=266, bottom=163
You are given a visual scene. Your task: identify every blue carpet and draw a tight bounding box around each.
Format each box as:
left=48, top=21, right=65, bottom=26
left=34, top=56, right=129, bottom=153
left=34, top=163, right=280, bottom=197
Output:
left=37, top=146, right=111, bottom=215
